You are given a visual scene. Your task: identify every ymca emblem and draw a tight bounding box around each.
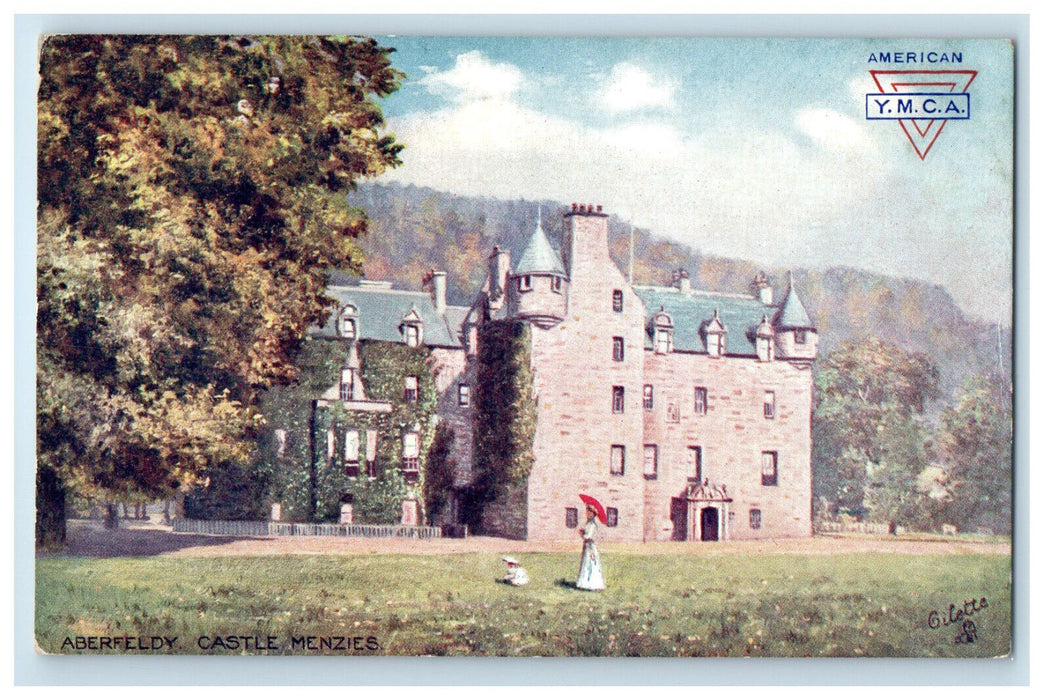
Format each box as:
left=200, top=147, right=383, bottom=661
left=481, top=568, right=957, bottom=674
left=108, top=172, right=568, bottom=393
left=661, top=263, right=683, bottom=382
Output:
left=867, top=70, right=978, bottom=159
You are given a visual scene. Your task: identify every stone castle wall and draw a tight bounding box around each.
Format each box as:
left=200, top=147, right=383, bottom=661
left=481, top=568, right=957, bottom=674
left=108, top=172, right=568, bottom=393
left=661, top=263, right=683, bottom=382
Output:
left=429, top=346, right=474, bottom=491
left=525, top=212, right=648, bottom=542
left=518, top=211, right=813, bottom=542
left=640, top=351, right=813, bottom=540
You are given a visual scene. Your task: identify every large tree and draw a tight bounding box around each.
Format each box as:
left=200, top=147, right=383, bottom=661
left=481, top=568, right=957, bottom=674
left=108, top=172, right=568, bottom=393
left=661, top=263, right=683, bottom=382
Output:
left=812, top=339, right=939, bottom=529
left=936, top=374, right=1013, bottom=534
left=37, top=36, right=403, bottom=546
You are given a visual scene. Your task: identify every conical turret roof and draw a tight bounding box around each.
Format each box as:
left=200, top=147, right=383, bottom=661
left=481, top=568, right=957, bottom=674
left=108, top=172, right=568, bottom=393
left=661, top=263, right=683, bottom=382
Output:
left=514, top=212, right=566, bottom=277
left=773, top=272, right=815, bottom=330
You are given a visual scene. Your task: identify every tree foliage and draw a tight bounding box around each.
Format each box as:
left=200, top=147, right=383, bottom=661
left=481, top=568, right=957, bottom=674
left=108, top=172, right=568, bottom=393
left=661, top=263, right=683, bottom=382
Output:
left=935, top=375, right=1013, bottom=533
left=36, top=36, right=402, bottom=546
left=812, top=340, right=939, bottom=527
left=466, top=321, right=536, bottom=531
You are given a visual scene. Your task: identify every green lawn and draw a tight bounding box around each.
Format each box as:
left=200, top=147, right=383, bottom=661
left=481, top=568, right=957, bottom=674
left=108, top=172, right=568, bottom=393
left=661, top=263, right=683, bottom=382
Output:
left=36, top=552, right=1011, bottom=657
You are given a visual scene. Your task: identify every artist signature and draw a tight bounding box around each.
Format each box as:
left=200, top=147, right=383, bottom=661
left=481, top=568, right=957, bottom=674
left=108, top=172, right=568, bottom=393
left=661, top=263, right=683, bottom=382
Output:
left=927, top=596, right=988, bottom=644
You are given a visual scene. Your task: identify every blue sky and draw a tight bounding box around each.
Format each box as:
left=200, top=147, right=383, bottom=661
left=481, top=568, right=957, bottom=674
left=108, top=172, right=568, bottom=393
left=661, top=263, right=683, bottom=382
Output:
left=373, top=37, right=1014, bottom=324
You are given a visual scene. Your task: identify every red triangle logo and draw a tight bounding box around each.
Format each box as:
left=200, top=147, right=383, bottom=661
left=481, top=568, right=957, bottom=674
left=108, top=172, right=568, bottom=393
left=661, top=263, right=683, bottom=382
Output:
left=870, top=70, right=977, bottom=159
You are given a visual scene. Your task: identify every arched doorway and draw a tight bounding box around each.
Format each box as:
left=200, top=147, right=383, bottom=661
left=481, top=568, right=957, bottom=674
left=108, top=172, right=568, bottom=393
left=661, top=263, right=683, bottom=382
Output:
left=701, top=506, right=719, bottom=541
left=682, top=480, right=732, bottom=542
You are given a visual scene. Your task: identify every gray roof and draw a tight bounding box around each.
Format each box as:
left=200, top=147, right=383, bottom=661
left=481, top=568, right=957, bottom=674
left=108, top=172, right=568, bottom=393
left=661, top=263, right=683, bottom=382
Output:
left=310, top=279, right=467, bottom=348
left=633, top=286, right=779, bottom=356
left=513, top=221, right=566, bottom=277
left=772, top=275, right=815, bottom=330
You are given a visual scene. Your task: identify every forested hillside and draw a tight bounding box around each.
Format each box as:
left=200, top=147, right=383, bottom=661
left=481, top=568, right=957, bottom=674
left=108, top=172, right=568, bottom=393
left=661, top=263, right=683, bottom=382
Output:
left=348, top=183, right=1011, bottom=401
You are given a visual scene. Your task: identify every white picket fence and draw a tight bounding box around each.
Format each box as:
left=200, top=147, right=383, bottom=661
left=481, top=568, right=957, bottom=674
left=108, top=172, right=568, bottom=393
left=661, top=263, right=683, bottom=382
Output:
left=172, top=518, right=441, bottom=539
left=815, top=520, right=908, bottom=535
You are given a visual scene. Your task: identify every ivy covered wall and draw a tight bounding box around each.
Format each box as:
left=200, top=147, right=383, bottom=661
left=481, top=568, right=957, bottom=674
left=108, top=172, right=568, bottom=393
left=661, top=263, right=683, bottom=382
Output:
left=185, top=338, right=345, bottom=521
left=311, top=339, right=439, bottom=522
left=465, top=320, right=537, bottom=534
left=186, top=337, right=442, bottom=524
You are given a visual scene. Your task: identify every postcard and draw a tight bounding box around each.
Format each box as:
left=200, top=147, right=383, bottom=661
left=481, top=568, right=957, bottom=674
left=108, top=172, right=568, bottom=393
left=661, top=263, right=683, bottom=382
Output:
left=33, top=35, right=1014, bottom=659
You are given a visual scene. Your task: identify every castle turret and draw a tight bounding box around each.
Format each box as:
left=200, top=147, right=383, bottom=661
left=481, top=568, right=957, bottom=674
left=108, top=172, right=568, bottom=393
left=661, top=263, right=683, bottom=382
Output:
left=509, top=209, right=567, bottom=328
left=772, top=272, right=818, bottom=360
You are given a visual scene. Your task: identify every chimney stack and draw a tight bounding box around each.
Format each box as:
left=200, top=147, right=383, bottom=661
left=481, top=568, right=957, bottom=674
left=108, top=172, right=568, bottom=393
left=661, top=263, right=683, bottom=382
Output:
left=427, top=269, right=447, bottom=315
left=488, top=246, right=511, bottom=306
left=674, top=267, right=691, bottom=293
left=751, top=271, right=773, bottom=305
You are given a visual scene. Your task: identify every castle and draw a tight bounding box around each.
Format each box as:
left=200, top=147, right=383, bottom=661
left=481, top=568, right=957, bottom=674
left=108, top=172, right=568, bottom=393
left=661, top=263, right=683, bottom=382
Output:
left=305, top=204, right=816, bottom=541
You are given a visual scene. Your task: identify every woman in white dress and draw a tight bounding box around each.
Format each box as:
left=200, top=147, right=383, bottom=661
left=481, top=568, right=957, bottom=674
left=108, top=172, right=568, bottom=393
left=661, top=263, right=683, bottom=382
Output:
left=576, top=505, right=606, bottom=591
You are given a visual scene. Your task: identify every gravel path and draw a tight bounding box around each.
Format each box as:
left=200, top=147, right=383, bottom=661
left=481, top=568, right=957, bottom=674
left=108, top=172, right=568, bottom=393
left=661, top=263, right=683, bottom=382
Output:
left=45, top=520, right=1011, bottom=559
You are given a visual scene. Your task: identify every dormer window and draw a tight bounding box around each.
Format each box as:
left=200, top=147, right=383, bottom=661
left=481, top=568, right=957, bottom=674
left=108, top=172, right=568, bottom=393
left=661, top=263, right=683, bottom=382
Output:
left=709, top=333, right=726, bottom=357
left=757, top=336, right=774, bottom=362
left=755, top=315, right=775, bottom=362
left=519, top=275, right=532, bottom=292
left=652, top=311, right=674, bottom=355
left=404, top=324, right=421, bottom=347
left=400, top=308, right=424, bottom=348
left=338, top=305, right=358, bottom=339
left=701, top=310, right=726, bottom=358
left=656, top=329, right=672, bottom=354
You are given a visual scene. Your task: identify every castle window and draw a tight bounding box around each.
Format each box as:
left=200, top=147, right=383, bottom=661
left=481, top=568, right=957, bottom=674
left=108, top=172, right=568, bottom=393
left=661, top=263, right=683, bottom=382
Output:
left=666, top=401, right=680, bottom=423
left=689, top=446, right=702, bottom=481
left=519, top=275, right=532, bottom=292
left=749, top=508, right=762, bottom=529
left=758, top=336, right=773, bottom=362
left=340, top=368, right=354, bottom=402
left=402, top=432, right=420, bottom=483
left=612, top=386, right=625, bottom=414
left=404, top=323, right=421, bottom=348
left=606, top=507, right=619, bottom=528
left=794, top=329, right=807, bottom=345
left=458, top=384, right=471, bottom=407
left=655, top=328, right=672, bottom=354
left=709, top=333, right=725, bottom=357
left=643, top=385, right=654, bottom=411
left=341, top=317, right=357, bottom=339
left=610, top=445, right=626, bottom=475
left=643, top=444, right=658, bottom=479
left=612, top=337, right=624, bottom=362
left=338, top=305, right=358, bottom=339
left=344, top=430, right=360, bottom=477
left=761, top=451, right=778, bottom=486
left=551, top=276, right=563, bottom=293
left=612, top=290, right=623, bottom=312
left=764, top=391, right=776, bottom=419
left=404, top=376, right=419, bottom=403
left=565, top=507, right=579, bottom=528
left=326, top=427, right=335, bottom=463
left=694, top=387, right=708, bottom=415
left=365, top=429, right=378, bottom=478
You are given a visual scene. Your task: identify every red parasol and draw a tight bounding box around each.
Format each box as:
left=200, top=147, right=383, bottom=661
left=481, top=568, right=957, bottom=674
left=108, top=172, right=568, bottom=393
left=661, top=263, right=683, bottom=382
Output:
left=578, top=493, right=607, bottom=525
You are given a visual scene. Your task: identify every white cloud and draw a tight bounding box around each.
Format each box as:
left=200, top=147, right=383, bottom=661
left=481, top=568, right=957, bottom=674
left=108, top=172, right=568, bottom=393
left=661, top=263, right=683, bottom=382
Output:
left=795, top=108, right=877, bottom=156
left=417, top=51, right=522, bottom=103
left=379, top=59, right=1010, bottom=322
left=601, top=63, right=677, bottom=113
left=382, top=96, right=888, bottom=271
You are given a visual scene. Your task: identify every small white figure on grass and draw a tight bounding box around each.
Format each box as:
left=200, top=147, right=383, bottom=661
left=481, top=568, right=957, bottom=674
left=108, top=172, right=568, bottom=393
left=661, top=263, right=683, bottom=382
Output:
left=501, top=556, right=530, bottom=586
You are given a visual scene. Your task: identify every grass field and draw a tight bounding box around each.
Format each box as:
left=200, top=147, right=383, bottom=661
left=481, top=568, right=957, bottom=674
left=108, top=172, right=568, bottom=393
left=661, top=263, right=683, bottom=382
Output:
left=36, top=549, right=1011, bottom=657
